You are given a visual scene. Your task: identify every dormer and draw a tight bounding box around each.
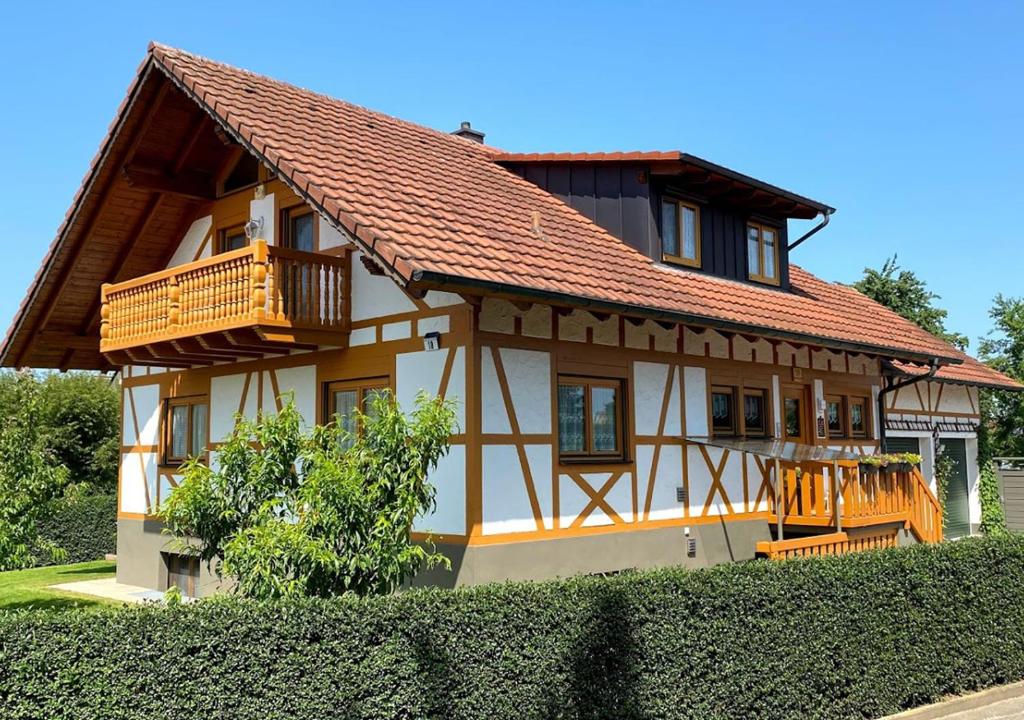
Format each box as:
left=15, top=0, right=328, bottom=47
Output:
left=496, top=152, right=834, bottom=292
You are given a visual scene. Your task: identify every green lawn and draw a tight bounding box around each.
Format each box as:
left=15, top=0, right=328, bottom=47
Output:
left=0, top=560, right=117, bottom=612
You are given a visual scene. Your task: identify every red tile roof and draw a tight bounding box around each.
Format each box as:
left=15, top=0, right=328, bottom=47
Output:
left=895, top=354, right=1023, bottom=391
left=146, top=44, right=967, bottom=364
left=4, top=43, right=1018, bottom=391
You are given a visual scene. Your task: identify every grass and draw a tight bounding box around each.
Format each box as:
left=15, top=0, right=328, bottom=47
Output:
left=0, top=560, right=117, bottom=612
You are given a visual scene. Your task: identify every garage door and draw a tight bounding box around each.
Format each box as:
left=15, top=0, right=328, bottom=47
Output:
left=939, top=439, right=970, bottom=538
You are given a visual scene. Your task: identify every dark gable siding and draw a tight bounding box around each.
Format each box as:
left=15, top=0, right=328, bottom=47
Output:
left=506, top=162, right=789, bottom=290
left=505, top=163, right=657, bottom=258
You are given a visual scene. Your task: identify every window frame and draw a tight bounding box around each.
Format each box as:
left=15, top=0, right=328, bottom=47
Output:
left=215, top=223, right=248, bottom=254
left=826, top=394, right=847, bottom=439
left=162, top=395, right=209, bottom=467
left=280, top=204, right=319, bottom=252
left=324, top=377, right=391, bottom=440
left=660, top=197, right=702, bottom=269
left=847, top=396, right=870, bottom=439
left=747, top=221, right=781, bottom=286
left=710, top=385, right=738, bottom=437
left=741, top=387, right=770, bottom=438
left=557, top=374, right=627, bottom=463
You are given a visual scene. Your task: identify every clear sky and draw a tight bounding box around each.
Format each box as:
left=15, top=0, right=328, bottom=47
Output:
left=1, top=1, right=1020, bottom=352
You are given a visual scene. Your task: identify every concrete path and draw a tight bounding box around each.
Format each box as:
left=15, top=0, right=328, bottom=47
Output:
left=49, top=577, right=166, bottom=605
left=883, top=682, right=1024, bottom=720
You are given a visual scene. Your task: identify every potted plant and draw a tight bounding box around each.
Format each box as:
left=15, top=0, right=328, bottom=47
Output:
left=887, top=452, right=922, bottom=473
left=858, top=454, right=886, bottom=476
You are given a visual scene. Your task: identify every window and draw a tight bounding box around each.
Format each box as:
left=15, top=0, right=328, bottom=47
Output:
left=711, top=386, right=737, bottom=436
left=326, top=378, right=389, bottom=448
left=743, top=388, right=769, bottom=437
left=826, top=395, right=846, bottom=439
left=557, top=376, right=625, bottom=461
left=821, top=392, right=871, bottom=439
left=165, top=553, right=199, bottom=598
left=848, top=396, right=869, bottom=438
left=281, top=206, right=317, bottom=252
left=164, top=397, right=208, bottom=465
left=783, top=394, right=804, bottom=440
left=661, top=198, right=701, bottom=268
left=217, top=225, right=248, bottom=254
left=747, top=222, right=780, bottom=285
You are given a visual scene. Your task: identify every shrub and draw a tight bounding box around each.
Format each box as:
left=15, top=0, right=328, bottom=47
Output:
left=0, top=371, right=119, bottom=494
left=33, top=493, right=116, bottom=566
left=2, top=536, right=1024, bottom=719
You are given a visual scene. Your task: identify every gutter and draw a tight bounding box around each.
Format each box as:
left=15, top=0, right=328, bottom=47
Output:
left=410, top=269, right=963, bottom=367
left=787, top=209, right=834, bottom=252
left=877, top=359, right=940, bottom=453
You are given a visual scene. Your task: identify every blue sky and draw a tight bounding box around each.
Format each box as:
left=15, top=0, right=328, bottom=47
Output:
left=1, top=1, right=1020, bottom=351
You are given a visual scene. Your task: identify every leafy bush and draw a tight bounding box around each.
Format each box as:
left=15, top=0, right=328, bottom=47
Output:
left=162, top=393, right=455, bottom=599
left=33, top=494, right=116, bottom=566
left=3, top=536, right=1024, bottom=719
left=0, top=370, right=119, bottom=493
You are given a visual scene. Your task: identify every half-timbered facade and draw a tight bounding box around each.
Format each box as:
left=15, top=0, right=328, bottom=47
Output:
left=3, top=45, right=1019, bottom=595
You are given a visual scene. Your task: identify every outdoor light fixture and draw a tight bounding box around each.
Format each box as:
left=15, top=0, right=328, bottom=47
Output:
left=423, top=332, right=441, bottom=351
left=243, top=216, right=264, bottom=241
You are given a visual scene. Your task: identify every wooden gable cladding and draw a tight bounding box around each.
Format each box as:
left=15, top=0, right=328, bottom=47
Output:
left=1, top=69, right=255, bottom=370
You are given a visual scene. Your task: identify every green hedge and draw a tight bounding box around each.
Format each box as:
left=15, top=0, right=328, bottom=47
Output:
left=3, top=536, right=1024, bottom=719
left=34, top=494, right=116, bottom=566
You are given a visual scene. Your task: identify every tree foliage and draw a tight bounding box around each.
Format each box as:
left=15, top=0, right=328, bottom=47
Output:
left=0, top=372, right=72, bottom=570
left=854, top=255, right=969, bottom=349
left=161, top=392, right=455, bottom=598
left=979, top=294, right=1024, bottom=459
left=0, top=370, right=119, bottom=492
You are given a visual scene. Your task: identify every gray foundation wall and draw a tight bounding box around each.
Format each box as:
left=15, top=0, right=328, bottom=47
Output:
left=119, top=517, right=772, bottom=594
left=117, top=519, right=226, bottom=597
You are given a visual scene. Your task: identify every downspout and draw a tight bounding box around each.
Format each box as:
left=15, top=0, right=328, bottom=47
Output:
left=876, top=359, right=939, bottom=453
left=787, top=209, right=833, bottom=252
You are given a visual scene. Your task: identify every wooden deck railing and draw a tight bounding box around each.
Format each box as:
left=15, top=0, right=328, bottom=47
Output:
left=756, top=528, right=900, bottom=560
left=100, top=240, right=348, bottom=349
left=770, top=459, right=943, bottom=544
left=907, top=467, right=943, bottom=544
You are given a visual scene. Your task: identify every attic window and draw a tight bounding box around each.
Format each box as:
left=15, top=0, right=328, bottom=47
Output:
left=661, top=198, right=701, bottom=268
left=220, top=152, right=259, bottom=195
left=747, top=222, right=780, bottom=285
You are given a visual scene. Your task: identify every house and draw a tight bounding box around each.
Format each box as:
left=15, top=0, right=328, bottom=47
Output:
left=2, top=44, right=1019, bottom=596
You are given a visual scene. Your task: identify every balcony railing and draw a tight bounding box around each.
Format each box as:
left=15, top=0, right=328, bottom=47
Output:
left=769, top=459, right=942, bottom=544
left=99, top=240, right=348, bottom=361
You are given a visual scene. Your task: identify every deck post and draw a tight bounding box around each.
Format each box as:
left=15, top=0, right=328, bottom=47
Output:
left=774, top=457, right=784, bottom=541
left=250, top=240, right=268, bottom=320
left=832, top=460, right=842, bottom=533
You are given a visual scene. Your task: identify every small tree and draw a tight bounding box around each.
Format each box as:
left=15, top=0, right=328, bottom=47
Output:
left=0, top=372, right=72, bottom=570
left=161, top=392, right=455, bottom=598
left=854, top=255, right=969, bottom=350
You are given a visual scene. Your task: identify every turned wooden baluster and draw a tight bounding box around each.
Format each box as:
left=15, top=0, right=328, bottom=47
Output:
left=251, top=240, right=269, bottom=321
left=168, top=276, right=181, bottom=332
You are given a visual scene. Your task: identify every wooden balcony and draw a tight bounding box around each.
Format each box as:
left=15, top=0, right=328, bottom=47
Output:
left=99, top=240, right=349, bottom=366
left=768, top=460, right=942, bottom=546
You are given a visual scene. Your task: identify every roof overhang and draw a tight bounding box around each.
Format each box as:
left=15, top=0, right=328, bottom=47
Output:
left=409, top=268, right=963, bottom=367
left=493, top=150, right=834, bottom=220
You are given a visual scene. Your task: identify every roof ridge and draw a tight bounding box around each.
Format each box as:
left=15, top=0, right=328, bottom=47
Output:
left=147, top=41, right=506, bottom=156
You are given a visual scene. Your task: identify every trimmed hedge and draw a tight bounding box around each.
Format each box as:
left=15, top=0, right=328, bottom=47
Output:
left=3, top=536, right=1024, bottom=719
left=34, top=494, right=116, bottom=566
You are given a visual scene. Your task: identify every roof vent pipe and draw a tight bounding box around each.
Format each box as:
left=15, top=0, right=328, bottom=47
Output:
left=452, top=121, right=485, bottom=143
